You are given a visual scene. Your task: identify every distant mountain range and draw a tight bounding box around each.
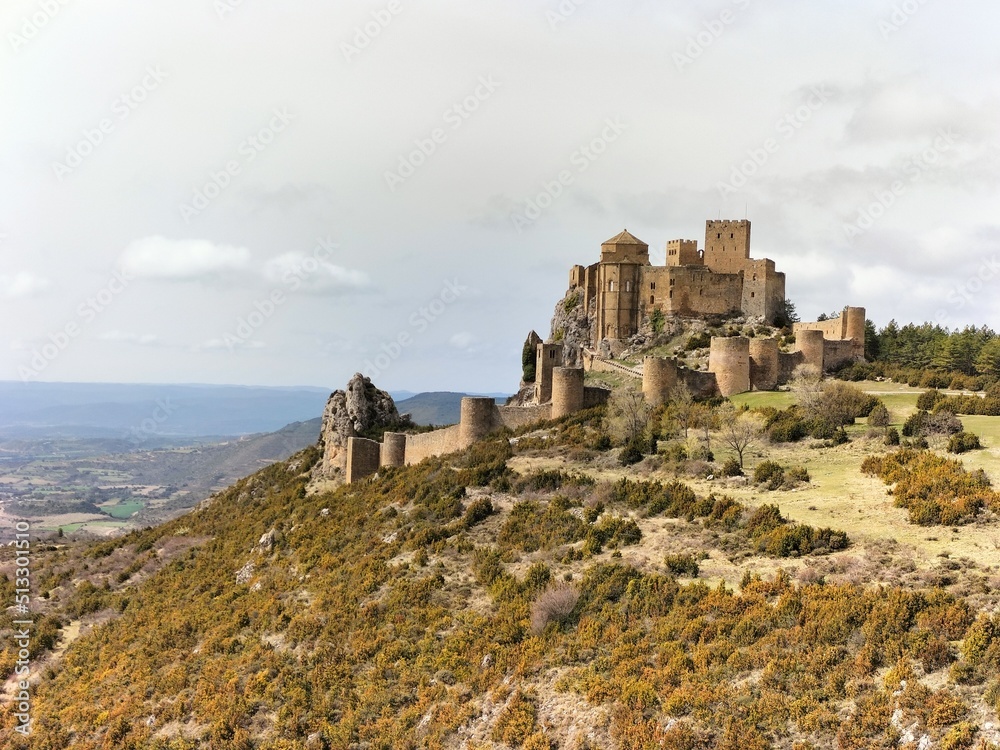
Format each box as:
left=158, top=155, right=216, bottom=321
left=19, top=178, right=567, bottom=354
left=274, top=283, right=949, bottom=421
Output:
left=396, top=391, right=509, bottom=426
left=0, top=382, right=510, bottom=439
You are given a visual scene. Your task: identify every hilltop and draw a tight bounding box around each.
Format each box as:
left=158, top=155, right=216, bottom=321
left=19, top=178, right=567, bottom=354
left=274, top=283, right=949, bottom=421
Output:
left=2, top=384, right=1000, bottom=748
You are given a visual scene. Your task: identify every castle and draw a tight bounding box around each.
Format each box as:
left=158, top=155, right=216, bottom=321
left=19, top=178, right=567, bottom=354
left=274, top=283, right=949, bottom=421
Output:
left=569, top=220, right=786, bottom=346
left=342, top=220, right=867, bottom=482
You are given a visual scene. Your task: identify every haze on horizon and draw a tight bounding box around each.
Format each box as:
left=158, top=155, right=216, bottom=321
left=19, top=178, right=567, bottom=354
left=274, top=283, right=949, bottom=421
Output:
left=3, top=0, right=1000, bottom=393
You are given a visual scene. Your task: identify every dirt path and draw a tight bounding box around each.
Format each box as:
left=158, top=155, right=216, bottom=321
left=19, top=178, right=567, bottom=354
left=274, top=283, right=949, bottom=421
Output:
left=0, top=619, right=83, bottom=704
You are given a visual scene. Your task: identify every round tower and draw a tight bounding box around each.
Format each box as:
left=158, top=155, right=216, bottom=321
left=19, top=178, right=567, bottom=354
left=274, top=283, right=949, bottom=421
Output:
left=642, top=357, right=678, bottom=407
left=749, top=338, right=779, bottom=391
left=844, top=306, right=866, bottom=359
left=459, top=397, right=496, bottom=448
left=709, top=337, right=751, bottom=397
left=551, top=367, right=585, bottom=419
left=381, top=432, right=407, bottom=468
left=797, top=329, right=826, bottom=372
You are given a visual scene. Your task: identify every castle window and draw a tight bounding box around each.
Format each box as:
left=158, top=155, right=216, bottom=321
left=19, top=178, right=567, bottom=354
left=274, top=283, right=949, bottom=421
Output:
left=669, top=290, right=674, bottom=299
left=549, top=350, right=556, bottom=359
left=730, top=233, right=734, bottom=239
left=650, top=295, right=654, bottom=304
left=669, top=278, right=675, bottom=286
left=650, top=282, right=655, bottom=290
left=608, top=280, right=615, bottom=291
left=625, top=281, right=632, bottom=292
left=750, top=292, right=755, bottom=298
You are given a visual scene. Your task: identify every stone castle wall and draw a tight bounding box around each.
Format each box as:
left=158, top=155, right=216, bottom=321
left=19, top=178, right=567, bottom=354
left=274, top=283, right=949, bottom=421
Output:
left=709, top=337, right=751, bottom=397
left=404, top=425, right=463, bottom=466
left=346, top=438, right=381, bottom=483
left=347, top=397, right=567, bottom=483
left=381, top=432, right=407, bottom=468
left=749, top=338, right=779, bottom=391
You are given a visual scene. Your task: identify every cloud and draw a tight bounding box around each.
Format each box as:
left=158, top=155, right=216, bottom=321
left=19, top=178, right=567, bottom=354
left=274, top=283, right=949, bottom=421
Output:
left=196, top=338, right=266, bottom=351
left=0, top=272, right=50, bottom=299
left=261, top=252, right=370, bottom=292
left=98, top=331, right=160, bottom=346
left=449, top=332, right=479, bottom=349
left=842, top=77, right=991, bottom=145
left=121, top=237, right=251, bottom=280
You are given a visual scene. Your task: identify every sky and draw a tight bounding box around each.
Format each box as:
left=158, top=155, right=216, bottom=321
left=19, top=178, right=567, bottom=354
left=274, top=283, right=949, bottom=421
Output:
left=2, top=0, right=999, bottom=393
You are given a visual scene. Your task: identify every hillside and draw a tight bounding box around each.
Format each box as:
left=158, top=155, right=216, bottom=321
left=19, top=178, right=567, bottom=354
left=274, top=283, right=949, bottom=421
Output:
left=2, top=398, right=999, bottom=749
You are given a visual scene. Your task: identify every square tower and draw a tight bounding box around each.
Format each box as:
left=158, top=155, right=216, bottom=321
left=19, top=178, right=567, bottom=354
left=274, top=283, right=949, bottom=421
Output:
left=666, top=239, right=702, bottom=266
left=704, top=220, right=751, bottom=274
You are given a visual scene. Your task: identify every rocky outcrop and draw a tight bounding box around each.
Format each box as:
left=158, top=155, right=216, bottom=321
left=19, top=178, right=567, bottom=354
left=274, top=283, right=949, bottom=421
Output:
left=318, top=373, right=402, bottom=476
left=549, top=288, right=590, bottom=368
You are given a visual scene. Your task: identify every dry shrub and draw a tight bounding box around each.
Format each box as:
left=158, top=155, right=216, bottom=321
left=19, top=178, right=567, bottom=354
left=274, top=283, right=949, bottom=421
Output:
left=530, top=582, right=580, bottom=634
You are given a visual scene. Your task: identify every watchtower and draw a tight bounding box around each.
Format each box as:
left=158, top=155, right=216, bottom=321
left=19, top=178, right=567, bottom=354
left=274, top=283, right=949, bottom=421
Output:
left=704, top=220, right=751, bottom=275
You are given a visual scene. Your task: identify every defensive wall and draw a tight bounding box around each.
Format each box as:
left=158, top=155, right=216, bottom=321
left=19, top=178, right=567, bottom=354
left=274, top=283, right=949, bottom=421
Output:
left=346, top=362, right=610, bottom=483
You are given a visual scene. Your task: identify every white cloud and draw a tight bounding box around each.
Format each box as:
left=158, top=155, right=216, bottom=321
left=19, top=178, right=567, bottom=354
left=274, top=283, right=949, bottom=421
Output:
left=98, top=331, right=160, bottom=346
left=121, top=237, right=251, bottom=280
left=261, top=252, right=370, bottom=292
left=0, top=272, right=50, bottom=299
left=196, top=338, right=265, bottom=351
left=450, top=332, right=478, bottom=349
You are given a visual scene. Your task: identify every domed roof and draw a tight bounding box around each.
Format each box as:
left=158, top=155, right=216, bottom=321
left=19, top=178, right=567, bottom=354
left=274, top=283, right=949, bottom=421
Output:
left=602, top=229, right=648, bottom=247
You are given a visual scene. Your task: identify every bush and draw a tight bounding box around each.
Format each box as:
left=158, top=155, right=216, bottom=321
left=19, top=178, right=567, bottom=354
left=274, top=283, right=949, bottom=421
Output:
left=462, top=498, right=495, bottom=528
left=619, top=437, right=645, bottom=466
left=917, top=389, right=946, bottom=411
left=885, top=427, right=901, bottom=446
left=492, top=691, right=539, bottom=744
left=948, top=432, right=982, bottom=454
left=763, top=406, right=809, bottom=443
left=902, top=411, right=926, bottom=438
left=786, top=466, right=810, bottom=484
left=904, top=410, right=963, bottom=438
left=867, top=401, right=891, bottom=428
left=685, top=332, right=711, bottom=350
left=660, top=442, right=688, bottom=462
left=721, top=458, right=744, bottom=477
left=664, top=553, right=699, bottom=577
left=529, top=583, right=580, bottom=634
left=498, top=500, right=586, bottom=552
left=862, top=449, right=999, bottom=525
left=745, top=504, right=784, bottom=537
left=753, top=461, right=784, bottom=486
left=587, top=516, right=642, bottom=551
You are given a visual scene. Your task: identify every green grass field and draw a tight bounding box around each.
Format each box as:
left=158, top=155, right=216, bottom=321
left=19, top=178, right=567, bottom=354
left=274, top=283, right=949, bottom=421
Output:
left=102, top=500, right=145, bottom=519
left=519, top=380, right=1000, bottom=572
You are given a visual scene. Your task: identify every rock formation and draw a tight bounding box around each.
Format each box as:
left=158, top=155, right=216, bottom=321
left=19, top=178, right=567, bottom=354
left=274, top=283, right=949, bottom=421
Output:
left=318, top=373, right=402, bottom=475
left=548, top=288, right=590, bottom=368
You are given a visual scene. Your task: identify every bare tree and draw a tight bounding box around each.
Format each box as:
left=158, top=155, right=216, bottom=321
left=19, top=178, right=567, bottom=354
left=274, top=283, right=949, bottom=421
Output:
left=717, top=405, right=765, bottom=468
left=606, top=383, right=652, bottom=445
left=694, top=401, right=718, bottom=454
left=661, top=383, right=696, bottom=439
